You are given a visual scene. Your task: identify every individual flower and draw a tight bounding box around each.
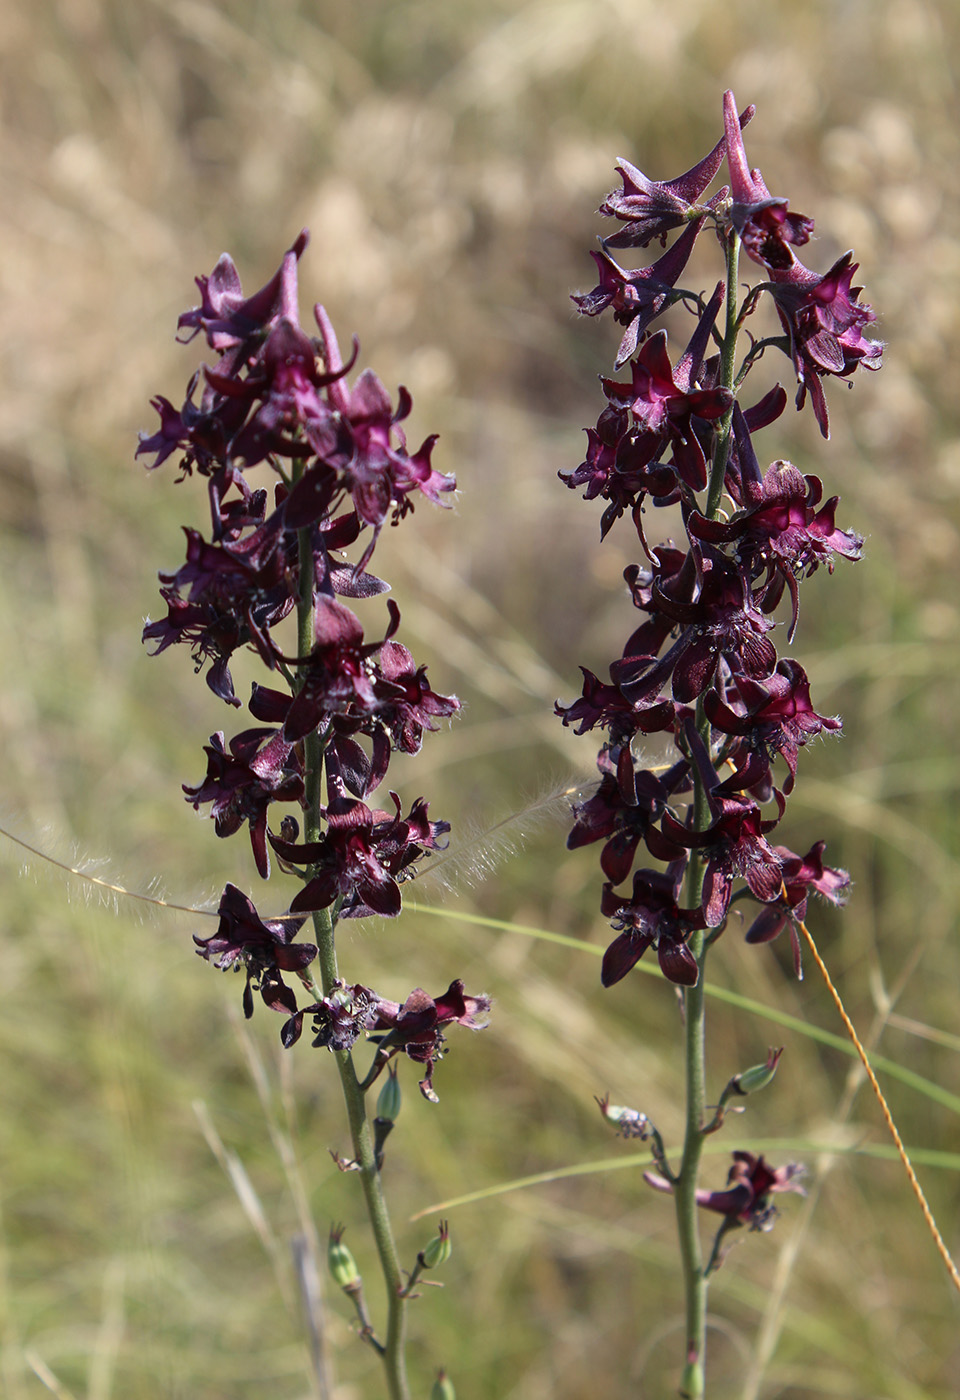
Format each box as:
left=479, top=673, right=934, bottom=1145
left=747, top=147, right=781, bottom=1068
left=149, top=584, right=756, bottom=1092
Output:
left=689, top=458, right=863, bottom=635
left=567, top=748, right=690, bottom=884
left=373, top=640, right=461, bottom=754
left=645, top=1150, right=806, bottom=1231
left=572, top=219, right=705, bottom=366
left=559, top=404, right=680, bottom=536
left=365, top=980, right=492, bottom=1102
left=598, top=102, right=754, bottom=248
left=213, top=316, right=344, bottom=470
left=723, top=90, right=814, bottom=270
left=282, top=597, right=401, bottom=742
left=193, top=883, right=315, bottom=1018
left=744, top=839, right=850, bottom=976
left=599, top=862, right=704, bottom=987
left=284, top=308, right=455, bottom=568
left=769, top=251, right=883, bottom=437
left=704, top=659, right=841, bottom=794
left=612, top=545, right=777, bottom=708
left=281, top=980, right=382, bottom=1051
left=651, top=724, right=786, bottom=927
left=142, top=515, right=296, bottom=705
left=178, top=230, right=308, bottom=353
left=554, top=664, right=676, bottom=743
left=596, top=284, right=733, bottom=493
left=183, top=727, right=304, bottom=878
left=269, top=788, right=449, bottom=920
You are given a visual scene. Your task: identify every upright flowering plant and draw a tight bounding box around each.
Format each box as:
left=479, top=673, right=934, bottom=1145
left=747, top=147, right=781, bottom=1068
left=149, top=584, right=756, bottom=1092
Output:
left=138, top=231, right=487, bottom=1400
left=559, top=93, right=881, bottom=1396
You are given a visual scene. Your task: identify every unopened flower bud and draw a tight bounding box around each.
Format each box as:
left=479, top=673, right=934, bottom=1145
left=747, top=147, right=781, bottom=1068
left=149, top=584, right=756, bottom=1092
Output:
left=731, top=1047, right=783, bottom=1096
left=431, top=1371, right=456, bottom=1400
left=328, top=1224, right=361, bottom=1291
left=420, top=1220, right=452, bottom=1270
left=376, top=1064, right=402, bottom=1123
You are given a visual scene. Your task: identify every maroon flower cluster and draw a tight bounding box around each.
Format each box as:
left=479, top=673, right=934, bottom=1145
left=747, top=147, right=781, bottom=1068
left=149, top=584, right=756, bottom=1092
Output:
left=281, top=977, right=491, bottom=1103
left=140, top=234, right=486, bottom=1092
left=559, top=92, right=878, bottom=988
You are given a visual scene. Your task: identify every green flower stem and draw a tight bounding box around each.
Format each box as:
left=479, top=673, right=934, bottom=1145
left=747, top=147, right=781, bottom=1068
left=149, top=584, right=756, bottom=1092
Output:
left=674, top=779, right=709, bottom=1398
left=297, top=524, right=410, bottom=1400
left=675, top=232, right=742, bottom=1398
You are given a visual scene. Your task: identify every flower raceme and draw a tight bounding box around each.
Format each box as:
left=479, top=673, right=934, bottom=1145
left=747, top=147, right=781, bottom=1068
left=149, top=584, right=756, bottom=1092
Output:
left=140, top=233, right=486, bottom=1098
left=559, top=103, right=876, bottom=1368
left=559, top=91, right=871, bottom=991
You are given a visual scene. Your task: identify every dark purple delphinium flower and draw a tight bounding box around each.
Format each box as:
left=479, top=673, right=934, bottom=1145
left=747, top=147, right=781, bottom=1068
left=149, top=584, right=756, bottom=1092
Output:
left=282, top=597, right=401, bottom=741
left=567, top=749, right=690, bottom=885
left=555, top=663, right=677, bottom=743
left=744, top=839, right=850, bottom=976
left=594, top=284, right=733, bottom=495
left=366, top=980, right=492, bottom=1103
left=194, top=883, right=315, bottom=1019
left=375, top=639, right=462, bottom=753
left=600, top=863, right=704, bottom=987
left=722, top=90, right=814, bottom=270
left=598, top=102, right=754, bottom=249
left=268, top=787, right=450, bottom=920
left=612, top=544, right=778, bottom=709
left=689, top=459, right=863, bottom=636
left=280, top=980, right=383, bottom=1052
left=768, top=252, right=884, bottom=438
left=184, top=728, right=304, bottom=878
left=704, top=659, right=841, bottom=795
left=142, top=517, right=297, bottom=705
left=573, top=219, right=706, bottom=367
left=645, top=1151, right=806, bottom=1231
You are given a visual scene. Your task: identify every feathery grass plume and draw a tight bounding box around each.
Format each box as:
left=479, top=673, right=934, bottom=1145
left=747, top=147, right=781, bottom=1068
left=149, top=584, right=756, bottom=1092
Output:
left=417, top=781, right=582, bottom=897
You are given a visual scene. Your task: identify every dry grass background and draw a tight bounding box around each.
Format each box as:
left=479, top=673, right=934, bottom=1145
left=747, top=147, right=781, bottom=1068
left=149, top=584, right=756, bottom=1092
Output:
left=0, top=0, right=959, bottom=1396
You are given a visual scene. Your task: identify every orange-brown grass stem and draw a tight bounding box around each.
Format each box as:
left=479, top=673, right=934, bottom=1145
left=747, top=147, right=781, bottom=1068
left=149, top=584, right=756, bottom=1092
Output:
left=797, top=915, right=960, bottom=1295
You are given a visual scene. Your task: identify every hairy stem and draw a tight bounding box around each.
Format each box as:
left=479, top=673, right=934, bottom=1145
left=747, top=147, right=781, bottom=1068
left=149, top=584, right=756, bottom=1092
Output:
left=297, top=524, right=410, bottom=1400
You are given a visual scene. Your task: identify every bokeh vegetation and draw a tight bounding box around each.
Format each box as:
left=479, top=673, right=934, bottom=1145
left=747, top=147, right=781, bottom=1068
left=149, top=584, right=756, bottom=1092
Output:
left=1, top=1, right=958, bottom=1396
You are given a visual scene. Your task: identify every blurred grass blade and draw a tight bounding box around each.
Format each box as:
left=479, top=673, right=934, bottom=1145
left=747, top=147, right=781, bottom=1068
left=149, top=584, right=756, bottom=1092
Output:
left=407, top=903, right=960, bottom=1115
left=23, top=1352, right=79, bottom=1400
left=411, top=1135, right=960, bottom=1220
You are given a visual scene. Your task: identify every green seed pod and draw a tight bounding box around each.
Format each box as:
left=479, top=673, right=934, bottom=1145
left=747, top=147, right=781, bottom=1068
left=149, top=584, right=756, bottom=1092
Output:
left=376, top=1065, right=402, bottom=1123
left=421, top=1221, right=452, bottom=1270
left=328, top=1225, right=361, bottom=1290
left=431, top=1371, right=456, bottom=1400
left=733, top=1047, right=783, bottom=1096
